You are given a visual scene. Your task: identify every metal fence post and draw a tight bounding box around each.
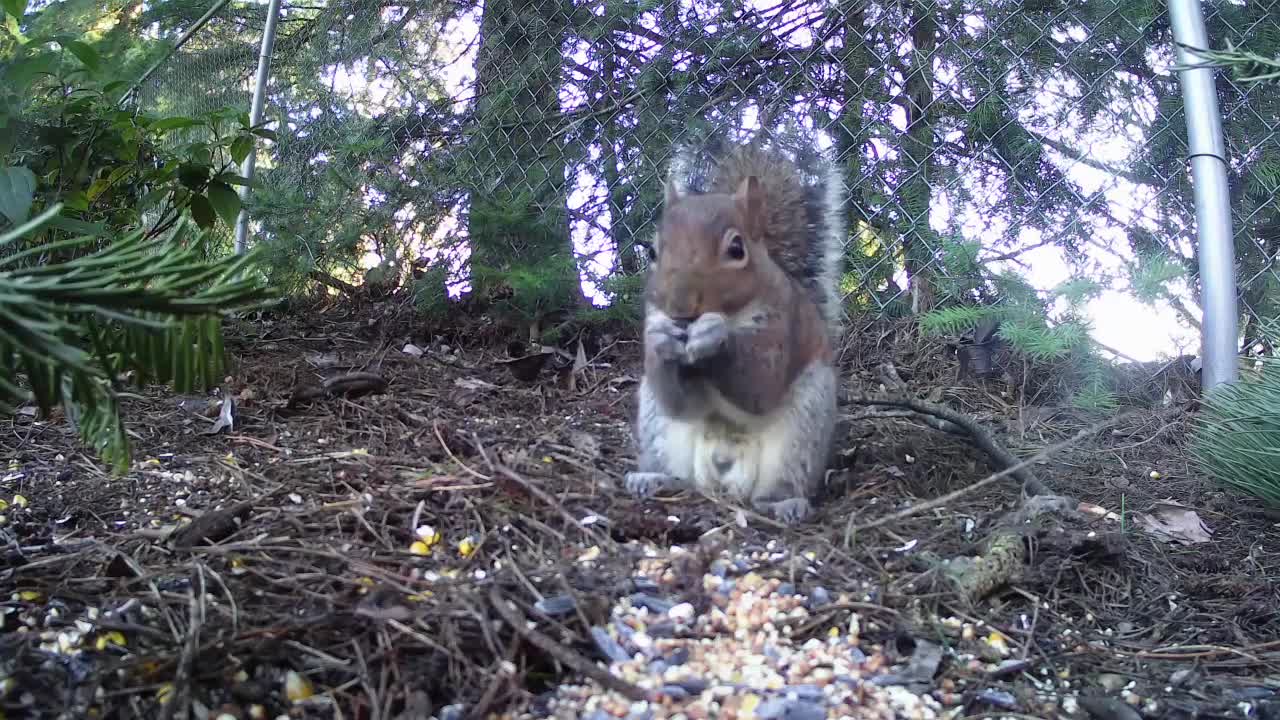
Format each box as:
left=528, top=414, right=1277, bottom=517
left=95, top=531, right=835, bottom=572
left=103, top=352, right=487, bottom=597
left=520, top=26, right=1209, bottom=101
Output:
left=233, top=0, right=285, bottom=254
left=1168, top=0, right=1239, bottom=389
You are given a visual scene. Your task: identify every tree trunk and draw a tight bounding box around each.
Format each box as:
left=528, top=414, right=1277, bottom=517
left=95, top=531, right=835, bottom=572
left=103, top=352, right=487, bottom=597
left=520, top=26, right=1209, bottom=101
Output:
left=467, top=0, right=585, bottom=310
left=899, top=0, right=939, bottom=313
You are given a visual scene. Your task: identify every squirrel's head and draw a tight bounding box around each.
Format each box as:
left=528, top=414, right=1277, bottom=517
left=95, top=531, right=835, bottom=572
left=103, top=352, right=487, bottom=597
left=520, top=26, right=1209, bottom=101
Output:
left=645, top=174, right=772, bottom=320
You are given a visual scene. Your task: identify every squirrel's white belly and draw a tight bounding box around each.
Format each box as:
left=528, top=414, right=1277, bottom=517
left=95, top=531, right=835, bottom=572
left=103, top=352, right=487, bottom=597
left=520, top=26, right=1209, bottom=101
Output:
left=661, top=409, right=791, bottom=501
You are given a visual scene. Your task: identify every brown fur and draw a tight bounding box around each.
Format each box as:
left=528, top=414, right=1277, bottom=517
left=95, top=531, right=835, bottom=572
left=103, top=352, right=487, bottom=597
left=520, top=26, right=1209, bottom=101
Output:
left=645, top=164, right=830, bottom=418
left=702, top=145, right=812, bottom=287
left=626, top=141, right=844, bottom=525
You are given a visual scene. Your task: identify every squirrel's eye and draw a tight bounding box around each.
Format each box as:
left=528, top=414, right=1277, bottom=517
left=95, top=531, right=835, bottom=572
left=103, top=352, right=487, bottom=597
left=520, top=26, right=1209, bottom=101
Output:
left=725, top=234, right=746, bottom=262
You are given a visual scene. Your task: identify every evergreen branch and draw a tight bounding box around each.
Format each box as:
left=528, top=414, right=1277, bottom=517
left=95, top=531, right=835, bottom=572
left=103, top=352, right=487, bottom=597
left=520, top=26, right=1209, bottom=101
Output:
left=1174, top=43, right=1280, bottom=85
left=0, top=212, right=275, bottom=473
left=1025, top=129, right=1161, bottom=188
left=1191, top=358, right=1280, bottom=508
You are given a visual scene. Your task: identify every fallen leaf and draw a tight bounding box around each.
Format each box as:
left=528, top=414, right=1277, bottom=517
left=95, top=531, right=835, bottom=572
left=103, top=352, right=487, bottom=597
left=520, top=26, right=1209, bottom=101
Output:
left=202, top=392, right=236, bottom=435
left=454, top=377, right=498, bottom=391
left=569, top=338, right=589, bottom=392
left=1133, top=500, right=1212, bottom=545
left=355, top=586, right=417, bottom=621
left=568, top=430, right=601, bottom=459
left=402, top=343, right=425, bottom=357
left=305, top=351, right=341, bottom=369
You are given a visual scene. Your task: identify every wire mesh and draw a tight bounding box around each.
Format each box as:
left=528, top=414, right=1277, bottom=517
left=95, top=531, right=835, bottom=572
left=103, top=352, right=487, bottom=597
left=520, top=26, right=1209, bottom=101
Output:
left=130, top=0, right=1280, bottom=347
left=130, top=2, right=261, bottom=249
left=1202, top=0, right=1280, bottom=353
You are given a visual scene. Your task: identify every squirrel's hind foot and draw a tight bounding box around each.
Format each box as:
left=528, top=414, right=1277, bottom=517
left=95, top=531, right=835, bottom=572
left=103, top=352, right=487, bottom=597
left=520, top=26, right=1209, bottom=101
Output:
left=625, top=471, right=681, bottom=498
left=760, top=497, right=814, bottom=525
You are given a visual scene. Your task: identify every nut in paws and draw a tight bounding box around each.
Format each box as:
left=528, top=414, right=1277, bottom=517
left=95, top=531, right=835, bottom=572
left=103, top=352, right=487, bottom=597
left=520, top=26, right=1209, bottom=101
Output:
left=645, top=317, right=688, bottom=362
left=683, top=313, right=729, bottom=365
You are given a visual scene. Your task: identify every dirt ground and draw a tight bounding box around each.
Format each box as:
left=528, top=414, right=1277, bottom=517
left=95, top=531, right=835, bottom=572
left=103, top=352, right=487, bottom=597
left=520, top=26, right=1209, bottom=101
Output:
left=3, top=295, right=1279, bottom=720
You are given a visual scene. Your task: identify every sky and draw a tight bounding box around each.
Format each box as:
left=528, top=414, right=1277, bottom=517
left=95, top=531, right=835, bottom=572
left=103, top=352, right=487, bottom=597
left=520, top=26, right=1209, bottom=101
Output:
left=309, top=0, right=1202, bottom=363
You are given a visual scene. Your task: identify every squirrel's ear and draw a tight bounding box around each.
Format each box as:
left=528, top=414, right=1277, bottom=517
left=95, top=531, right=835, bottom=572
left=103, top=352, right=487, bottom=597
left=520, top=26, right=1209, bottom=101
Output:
left=734, top=175, right=763, bottom=233
left=663, top=177, right=682, bottom=206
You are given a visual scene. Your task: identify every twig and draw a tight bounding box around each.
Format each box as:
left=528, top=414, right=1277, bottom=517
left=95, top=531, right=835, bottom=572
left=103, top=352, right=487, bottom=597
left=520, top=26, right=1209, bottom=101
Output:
left=469, top=633, right=522, bottom=720
left=791, top=601, right=901, bottom=637
left=849, top=414, right=1127, bottom=533
left=471, top=438, right=614, bottom=549
left=434, top=422, right=492, bottom=481
left=846, top=392, right=1049, bottom=495
left=1097, top=639, right=1280, bottom=662
left=487, top=586, right=652, bottom=703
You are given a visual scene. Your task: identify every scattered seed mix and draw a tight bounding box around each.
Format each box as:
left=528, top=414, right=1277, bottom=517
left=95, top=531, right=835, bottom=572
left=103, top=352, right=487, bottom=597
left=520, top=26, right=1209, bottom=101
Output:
left=493, top=541, right=943, bottom=720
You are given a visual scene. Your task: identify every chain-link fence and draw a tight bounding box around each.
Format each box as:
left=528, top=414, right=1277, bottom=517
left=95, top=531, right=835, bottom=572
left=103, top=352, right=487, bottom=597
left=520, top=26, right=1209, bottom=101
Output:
left=130, top=0, right=263, bottom=248
left=1204, top=1, right=1280, bottom=355
left=131, top=0, right=1280, bottom=358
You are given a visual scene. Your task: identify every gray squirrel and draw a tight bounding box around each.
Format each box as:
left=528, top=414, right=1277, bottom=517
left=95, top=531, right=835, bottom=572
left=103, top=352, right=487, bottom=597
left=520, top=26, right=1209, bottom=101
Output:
left=624, top=134, right=846, bottom=525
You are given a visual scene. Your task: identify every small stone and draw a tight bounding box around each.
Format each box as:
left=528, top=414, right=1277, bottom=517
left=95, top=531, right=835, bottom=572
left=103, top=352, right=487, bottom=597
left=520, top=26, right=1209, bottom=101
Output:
left=1097, top=673, right=1128, bottom=692
left=533, top=596, right=576, bottom=617
left=632, top=577, right=661, bottom=594
left=784, top=684, right=823, bottom=701
left=669, top=677, right=709, bottom=695
left=786, top=701, right=827, bottom=720
left=669, top=603, right=695, bottom=622
left=807, top=587, right=831, bottom=608
left=755, top=698, right=789, bottom=719
left=660, top=685, right=691, bottom=700
left=591, top=627, right=630, bottom=664
left=631, top=594, right=675, bottom=614
left=975, top=688, right=1017, bottom=709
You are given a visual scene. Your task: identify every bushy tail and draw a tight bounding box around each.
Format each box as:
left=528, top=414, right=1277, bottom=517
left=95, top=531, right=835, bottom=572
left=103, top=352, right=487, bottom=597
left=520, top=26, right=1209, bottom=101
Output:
left=666, top=128, right=847, bottom=340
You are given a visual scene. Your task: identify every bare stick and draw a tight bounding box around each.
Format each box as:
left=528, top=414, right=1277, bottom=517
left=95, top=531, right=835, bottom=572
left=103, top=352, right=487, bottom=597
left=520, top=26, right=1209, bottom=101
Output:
left=849, top=414, right=1127, bottom=533
left=488, top=587, right=652, bottom=702
left=846, top=392, right=1050, bottom=496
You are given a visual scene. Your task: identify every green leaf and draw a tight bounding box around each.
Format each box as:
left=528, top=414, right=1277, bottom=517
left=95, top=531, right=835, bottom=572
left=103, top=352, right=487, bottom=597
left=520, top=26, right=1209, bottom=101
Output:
left=189, top=193, right=216, bottom=228
left=189, top=144, right=212, bottom=166
left=139, top=187, right=168, bottom=211
left=214, top=172, right=256, bottom=187
left=0, top=203, right=62, bottom=247
left=250, top=127, right=277, bottom=141
left=63, top=191, right=89, bottom=211
left=0, top=166, right=37, bottom=224
left=62, top=40, right=100, bottom=73
left=47, top=214, right=107, bottom=237
left=1, top=0, right=26, bottom=20
left=4, top=52, right=56, bottom=94
left=178, top=162, right=211, bottom=190
left=86, top=177, right=112, bottom=201
left=150, top=116, right=202, bottom=133
left=229, top=135, right=254, bottom=165
left=206, top=181, right=242, bottom=227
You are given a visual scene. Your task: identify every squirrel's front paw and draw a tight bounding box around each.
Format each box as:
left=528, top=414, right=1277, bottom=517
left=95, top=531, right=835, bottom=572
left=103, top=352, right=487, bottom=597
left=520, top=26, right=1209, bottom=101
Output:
left=683, top=312, right=729, bottom=365
left=645, top=316, right=688, bottom=363
left=625, top=471, right=676, bottom=498
left=765, top=498, right=814, bottom=526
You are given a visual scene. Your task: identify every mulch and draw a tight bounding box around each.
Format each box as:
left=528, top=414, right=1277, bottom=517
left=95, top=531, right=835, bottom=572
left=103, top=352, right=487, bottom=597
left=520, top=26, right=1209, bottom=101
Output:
left=3, top=294, right=1279, bottom=720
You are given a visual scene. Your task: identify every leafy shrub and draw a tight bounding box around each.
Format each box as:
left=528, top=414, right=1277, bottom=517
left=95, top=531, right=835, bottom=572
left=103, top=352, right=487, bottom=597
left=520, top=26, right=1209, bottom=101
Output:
left=2, top=0, right=275, bottom=471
